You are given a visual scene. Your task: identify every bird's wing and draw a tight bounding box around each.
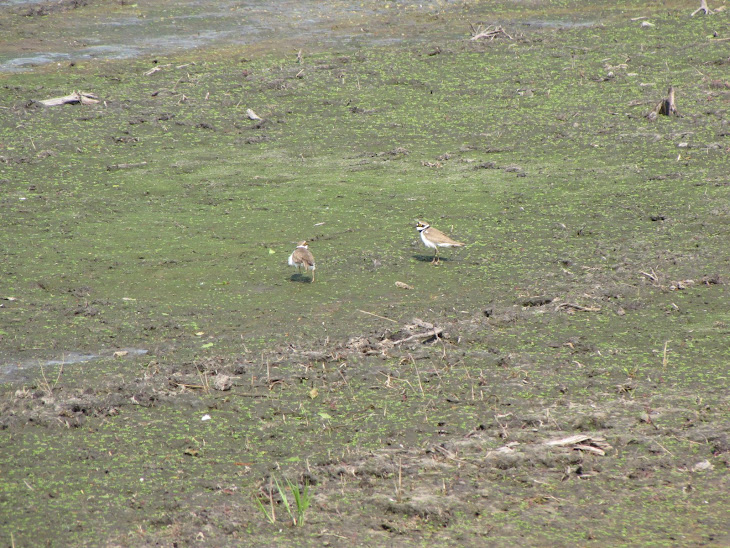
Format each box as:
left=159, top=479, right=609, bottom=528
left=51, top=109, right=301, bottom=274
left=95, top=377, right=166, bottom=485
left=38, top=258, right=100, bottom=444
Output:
left=293, top=248, right=315, bottom=267
left=427, top=227, right=465, bottom=246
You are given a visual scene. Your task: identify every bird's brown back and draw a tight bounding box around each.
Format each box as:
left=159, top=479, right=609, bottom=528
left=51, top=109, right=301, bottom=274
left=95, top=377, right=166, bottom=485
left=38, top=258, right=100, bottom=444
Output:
left=291, top=247, right=315, bottom=267
left=425, top=226, right=465, bottom=246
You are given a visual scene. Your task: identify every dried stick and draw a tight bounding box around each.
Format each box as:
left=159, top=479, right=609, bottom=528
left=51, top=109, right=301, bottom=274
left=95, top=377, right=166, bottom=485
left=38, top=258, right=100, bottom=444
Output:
left=470, top=24, right=512, bottom=41
left=356, top=309, right=398, bottom=324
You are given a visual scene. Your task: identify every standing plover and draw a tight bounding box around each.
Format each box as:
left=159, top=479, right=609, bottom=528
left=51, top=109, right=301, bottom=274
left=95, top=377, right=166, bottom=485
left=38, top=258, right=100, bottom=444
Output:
left=288, top=241, right=316, bottom=281
left=416, top=221, right=465, bottom=265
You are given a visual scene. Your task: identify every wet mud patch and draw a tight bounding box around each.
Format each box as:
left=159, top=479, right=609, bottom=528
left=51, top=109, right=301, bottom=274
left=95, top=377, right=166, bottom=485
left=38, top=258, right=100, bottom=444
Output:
left=14, top=0, right=88, bottom=18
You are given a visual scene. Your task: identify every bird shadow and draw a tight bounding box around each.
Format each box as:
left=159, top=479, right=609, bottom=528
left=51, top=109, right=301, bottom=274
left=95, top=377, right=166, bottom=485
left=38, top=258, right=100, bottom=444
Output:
left=412, top=254, right=453, bottom=263
left=290, top=273, right=314, bottom=283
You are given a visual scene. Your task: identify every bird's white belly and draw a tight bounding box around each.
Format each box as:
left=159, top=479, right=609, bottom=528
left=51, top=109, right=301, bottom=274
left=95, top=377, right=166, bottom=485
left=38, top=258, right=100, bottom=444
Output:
left=420, top=231, right=437, bottom=249
left=288, top=253, right=298, bottom=266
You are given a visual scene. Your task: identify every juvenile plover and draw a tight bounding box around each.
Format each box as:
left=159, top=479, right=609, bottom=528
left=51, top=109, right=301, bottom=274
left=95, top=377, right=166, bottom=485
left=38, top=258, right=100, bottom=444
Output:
left=288, top=241, right=316, bottom=281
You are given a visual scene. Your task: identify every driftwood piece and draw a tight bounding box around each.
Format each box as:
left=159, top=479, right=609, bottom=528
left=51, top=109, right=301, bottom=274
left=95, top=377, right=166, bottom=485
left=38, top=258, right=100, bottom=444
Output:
left=38, top=92, right=99, bottom=107
left=691, top=0, right=713, bottom=16
left=647, top=86, right=678, bottom=121
left=544, top=435, right=612, bottom=455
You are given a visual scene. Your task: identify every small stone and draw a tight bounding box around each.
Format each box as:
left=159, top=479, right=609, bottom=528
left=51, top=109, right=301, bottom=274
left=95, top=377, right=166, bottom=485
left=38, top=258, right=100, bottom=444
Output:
left=692, top=460, right=714, bottom=472
left=213, top=375, right=232, bottom=391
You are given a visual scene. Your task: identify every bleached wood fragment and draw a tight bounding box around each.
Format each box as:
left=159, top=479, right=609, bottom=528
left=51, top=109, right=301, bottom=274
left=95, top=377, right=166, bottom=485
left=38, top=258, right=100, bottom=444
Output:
left=38, top=92, right=99, bottom=107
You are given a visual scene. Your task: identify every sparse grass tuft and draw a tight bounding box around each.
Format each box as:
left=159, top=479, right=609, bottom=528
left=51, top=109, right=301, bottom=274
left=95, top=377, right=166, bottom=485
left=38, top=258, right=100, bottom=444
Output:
left=38, top=362, right=63, bottom=398
left=254, top=475, right=312, bottom=527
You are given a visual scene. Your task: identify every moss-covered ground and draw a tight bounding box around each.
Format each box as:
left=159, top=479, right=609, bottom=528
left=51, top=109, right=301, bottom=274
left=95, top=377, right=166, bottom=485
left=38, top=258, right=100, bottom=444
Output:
left=1, top=0, right=729, bottom=546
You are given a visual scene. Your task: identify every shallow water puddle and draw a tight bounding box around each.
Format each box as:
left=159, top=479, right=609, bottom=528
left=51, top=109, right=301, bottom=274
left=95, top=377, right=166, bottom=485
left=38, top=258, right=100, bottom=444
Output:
left=0, top=348, right=148, bottom=383
left=0, top=0, right=444, bottom=72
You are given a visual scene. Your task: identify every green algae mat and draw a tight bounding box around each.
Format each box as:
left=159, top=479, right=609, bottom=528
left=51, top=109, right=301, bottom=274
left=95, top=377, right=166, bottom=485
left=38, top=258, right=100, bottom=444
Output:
left=1, top=1, right=730, bottom=545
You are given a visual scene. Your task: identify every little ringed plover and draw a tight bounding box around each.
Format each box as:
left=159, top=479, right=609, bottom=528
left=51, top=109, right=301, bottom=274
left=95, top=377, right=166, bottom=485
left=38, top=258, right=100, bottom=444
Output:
left=415, top=221, right=465, bottom=265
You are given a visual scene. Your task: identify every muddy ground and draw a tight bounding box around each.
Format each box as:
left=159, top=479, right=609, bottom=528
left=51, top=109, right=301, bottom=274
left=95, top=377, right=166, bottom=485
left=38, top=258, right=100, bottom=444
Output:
left=1, top=0, right=730, bottom=546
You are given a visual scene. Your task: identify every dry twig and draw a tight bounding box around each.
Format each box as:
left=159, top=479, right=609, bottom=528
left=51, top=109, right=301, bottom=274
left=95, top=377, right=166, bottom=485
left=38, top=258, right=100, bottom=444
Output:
left=356, top=309, right=398, bottom=324
left=470, top=24, right=512, bottom=41
left=555, top=303, right=601, bottom=312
